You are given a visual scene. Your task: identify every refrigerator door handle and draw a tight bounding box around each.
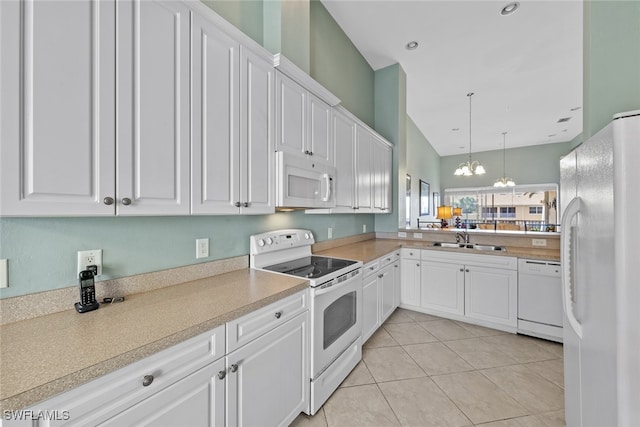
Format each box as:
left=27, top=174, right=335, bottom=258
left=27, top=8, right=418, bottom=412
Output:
left=561, top=196, right=583, bottom=339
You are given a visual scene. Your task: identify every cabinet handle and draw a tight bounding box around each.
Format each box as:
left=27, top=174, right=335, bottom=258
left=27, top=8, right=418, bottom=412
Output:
left=378, top=274, right=383, bottom=278
left=386, top=258, right=391, bottom=262
left=416, top=263, right=420, bottom=267
left=103, top=197, right=114, bottom=206
left=460, top=268, right=464, bottom=272
left=142, top=375, right=154, bottom=387
left=243, top=202, right=249, bottom=208
left=466, top=269, right=470, bottom=273
left=217, top=370, right=226, bottom=380
left=394, top=265, right=398, bottom=268
left=274, top=311, right=282, bottom=319
left=121, top=197, right=132, bottom=206
left=230, top=364, right=239, bottom=373
left=234, top=202, right=241, bottom=208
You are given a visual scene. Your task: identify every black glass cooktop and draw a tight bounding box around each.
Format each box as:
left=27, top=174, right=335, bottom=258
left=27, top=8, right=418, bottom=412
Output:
left=263, top=256, right=357, bottom=279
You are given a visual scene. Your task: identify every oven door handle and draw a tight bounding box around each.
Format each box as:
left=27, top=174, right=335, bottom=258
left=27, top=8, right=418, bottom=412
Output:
left=313, top=277, right=357, bottom=296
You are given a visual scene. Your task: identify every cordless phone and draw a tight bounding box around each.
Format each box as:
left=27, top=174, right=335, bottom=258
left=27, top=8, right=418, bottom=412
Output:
left=75, top=270, right=99, bottom=313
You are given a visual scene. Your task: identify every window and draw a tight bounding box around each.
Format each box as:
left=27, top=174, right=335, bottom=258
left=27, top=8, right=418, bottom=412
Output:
left=500, top=207, right=516, bottom=218
left=482, top=207, right=498, bottom=218
left=529, top=206, right=543, bottom=214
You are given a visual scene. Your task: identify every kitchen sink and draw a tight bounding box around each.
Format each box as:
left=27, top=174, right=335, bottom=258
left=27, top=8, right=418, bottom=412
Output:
left=432, top=242, right=506, bottom=252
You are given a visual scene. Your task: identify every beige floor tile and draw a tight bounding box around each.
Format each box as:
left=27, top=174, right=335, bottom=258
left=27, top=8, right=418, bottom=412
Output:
left=444, top=338, right=519, bottom=369
left=481, top=364, right=564, bottom=413
left=383, top=322, right=439, bottom=345
left=384, top=308, right=416, bottom=324
left=290, top=408, right=328, bottom=427
left=482, top=335, right=558, bottom=363
left=405, top=310, right=441, bottom=322
left=418, top=319, right=477, bottom=341
left=403, top=342, right=474, bottom=375
left=363, top=346, right=426, bottom=383
left=378, top=377, right=471, bottom=427
left=476, top=415, right=548, bottom=427
left=364, top=327, right=399, bottom=349
left=529, top=338, right=564, bottom=359
left=453, top=320, right=508, bottom=337
left=536, top=410, right=566, bottom=427
left=525, top=359, right=564, bottom=388
left=431, top=371, right=529, bottom=424
left=340, top=361, right=375, bottom=388
left=323, top=384, right=399, bottom=426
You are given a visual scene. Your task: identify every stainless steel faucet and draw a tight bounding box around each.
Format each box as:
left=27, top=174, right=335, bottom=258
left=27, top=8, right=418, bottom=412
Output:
left=456, top=231, right=470, bottom=244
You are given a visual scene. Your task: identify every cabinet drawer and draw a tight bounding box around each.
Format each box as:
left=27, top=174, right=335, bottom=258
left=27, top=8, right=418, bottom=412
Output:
left=379, top=251, right=398, bottom=268
left=401, top=248, right=420, bottom=260
left=226, top=290, right=308, bottom=352
left=362, top=260, right=380, bottom=278
left=27, top=325, right=225, bottom=427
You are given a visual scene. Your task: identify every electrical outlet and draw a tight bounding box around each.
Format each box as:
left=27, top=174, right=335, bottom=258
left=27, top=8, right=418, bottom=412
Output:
left=0, top=259, right=8, bottom=288
left=328, top=227, right=333, bottom=239
left=362, top=224, right=367, bottom=233
left=196, top=238, right=209, bottom=259
left=413, top=233, right=423, bottom=239
left=398, top=232, right=407, bottom=238
left=77, top=249, right=103, bottom=276
left=532, top=238, right=548, bottom=247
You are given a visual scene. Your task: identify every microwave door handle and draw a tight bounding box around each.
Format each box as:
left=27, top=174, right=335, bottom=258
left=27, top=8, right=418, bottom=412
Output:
left=322, top=174, right=331, bottom=202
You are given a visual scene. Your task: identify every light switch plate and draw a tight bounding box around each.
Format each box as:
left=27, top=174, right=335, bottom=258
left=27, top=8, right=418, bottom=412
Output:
left=532, top=239, right=547, bottom=247
left=413, top=233, right=423, bottom=239
left=328, top=227, right=333, bottom=239
left=398, top=232, right=407, bottom=238
left=0, top=259, right=8, bottom=288
left=196, top=238, right=209, bottom=259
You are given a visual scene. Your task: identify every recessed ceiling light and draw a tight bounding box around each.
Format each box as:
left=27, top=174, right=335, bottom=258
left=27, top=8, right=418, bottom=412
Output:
left=548, top=134, right=557, bottom=138
left=452, top=128, right=460, bottom=131
left=570, top=106, right=582, bottom=111
left=406, top=41, right=419, bottom=50
left=500, top=2, right=520, bottom=16
left=557, top=117, right=571, bottom=123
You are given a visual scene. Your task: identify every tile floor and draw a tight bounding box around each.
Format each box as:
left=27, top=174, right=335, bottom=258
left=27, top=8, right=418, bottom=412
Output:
left=291, top=308, right=565, bottom=427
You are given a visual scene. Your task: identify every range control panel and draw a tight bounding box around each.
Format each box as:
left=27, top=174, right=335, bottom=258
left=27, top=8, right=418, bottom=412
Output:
left=250, top=229, right=315, bottom=255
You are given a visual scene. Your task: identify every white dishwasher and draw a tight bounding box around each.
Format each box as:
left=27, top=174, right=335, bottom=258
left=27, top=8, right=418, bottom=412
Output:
left=517, top=259, right=563, bottom=342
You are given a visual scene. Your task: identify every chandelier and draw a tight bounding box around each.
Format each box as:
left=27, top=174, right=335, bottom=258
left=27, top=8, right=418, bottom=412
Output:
left=454, top=92, right=486, bottom=176
left=494, top=132, right=516, bottom=187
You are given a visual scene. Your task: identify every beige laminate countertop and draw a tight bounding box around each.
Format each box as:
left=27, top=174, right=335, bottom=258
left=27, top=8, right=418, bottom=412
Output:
left=315, top=238, right=560, bottom=262
left=0, top=269, right=308, bottom=412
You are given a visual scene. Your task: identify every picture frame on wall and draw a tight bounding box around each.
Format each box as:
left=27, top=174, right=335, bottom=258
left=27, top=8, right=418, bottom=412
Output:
left=419, top=180, right=430, bottom=216
left=433, top=192, right=440, bottom=216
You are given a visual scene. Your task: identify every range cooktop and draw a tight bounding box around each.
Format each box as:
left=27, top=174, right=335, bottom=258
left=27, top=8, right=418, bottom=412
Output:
left=262, top=256, right=358, bottom=279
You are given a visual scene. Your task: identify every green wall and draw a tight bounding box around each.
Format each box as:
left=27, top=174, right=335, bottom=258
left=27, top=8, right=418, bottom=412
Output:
left=439, top=142, right=573, bottom=190
left=406, top=117, right=441, bottom=226
left=201, top=0, right=264, bottom=45
left=309, top=0, right=374, bottom=127
left=0, top=213, right=374, bottom=298
left=583, top=1, right=640, bottom=139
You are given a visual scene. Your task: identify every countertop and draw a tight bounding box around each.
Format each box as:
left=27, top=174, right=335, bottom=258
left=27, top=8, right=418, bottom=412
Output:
left=0, top=269, right=308, bottom=412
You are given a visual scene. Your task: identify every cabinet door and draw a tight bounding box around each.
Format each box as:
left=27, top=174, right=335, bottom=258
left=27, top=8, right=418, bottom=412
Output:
left=332, top=110, right=356, bottom=211
left=372, top=139, right=392, bottom=213
left=465, top=266, right=517, bottom=327
left=275, top=72, right=306, bottom=156
left=393, top=260, right=401, bottom=312
left=421, top=261, right=465, bottom=315
left=100, top=359, right=225, bottom=427
left=240, top=46, right=275, bottom=214
left=361, top=274, right=380, bottom=343
left=400, top=258, right=421, bottom=307
left=379, top=264, right=396, bottom=322
left=227, top=311, right=308, bottom=427
left=307, top=93, right=333, bottom=165
left=0, top=0, right=115, bottom=216
left=355, top=126, right=373, bottom=211
left=191, top=13, right=240, bottom=214
left=117, top=0, right=190, bottom=215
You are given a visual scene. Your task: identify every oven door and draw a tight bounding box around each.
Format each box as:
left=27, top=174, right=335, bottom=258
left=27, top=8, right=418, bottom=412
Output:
left=310, top=270, right=362, bottom=379
left=276, top=151, right=336, bottom=208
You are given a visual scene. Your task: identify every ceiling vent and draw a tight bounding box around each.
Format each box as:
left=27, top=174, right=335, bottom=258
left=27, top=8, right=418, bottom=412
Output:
left=557, top=117, right=571, bottom=123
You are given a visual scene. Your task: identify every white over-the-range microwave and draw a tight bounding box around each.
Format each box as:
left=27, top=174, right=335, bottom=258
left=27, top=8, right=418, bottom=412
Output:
left=276, top=151, right=336, bottom=209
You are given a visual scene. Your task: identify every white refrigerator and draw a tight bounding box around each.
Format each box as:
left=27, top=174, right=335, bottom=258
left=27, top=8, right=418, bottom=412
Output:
left=559, top=110, right=640, bottom=427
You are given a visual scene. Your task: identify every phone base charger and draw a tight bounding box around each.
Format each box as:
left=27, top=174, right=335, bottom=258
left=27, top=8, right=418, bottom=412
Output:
left=75, top=301, right=99, bottom=313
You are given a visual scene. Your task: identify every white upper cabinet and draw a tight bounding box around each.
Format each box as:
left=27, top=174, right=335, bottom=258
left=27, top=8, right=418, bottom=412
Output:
left=116, top=0, right=191, bottom=215
left=191, top=12, right=274, bottom=216
left=0, top=0, right=116, bottom=216
left=372, top=136, right=392, bottom=213
left=332, top=109, right=357, bottom=211
left=275, top=71, right=333, bottom=166
left=0, top=0, right=190, bottom=216
left=355, top=125, right=392, bottom=214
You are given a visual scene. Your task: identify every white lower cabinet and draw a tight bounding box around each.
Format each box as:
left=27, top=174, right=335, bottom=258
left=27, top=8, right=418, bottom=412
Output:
left=399, top=249, right=421, bottom=307
left=464, top=266, right=517, bottom=328
left=421, top=261, right=465, bottom=316
left=362, top=272, right=380, bottom=343
left=362, top=251, right=400, bottom=343
left=226, top=311, right=308, bottom=427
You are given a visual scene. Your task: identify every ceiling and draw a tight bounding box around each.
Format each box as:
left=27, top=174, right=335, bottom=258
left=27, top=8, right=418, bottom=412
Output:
left=320, top=0, right=583, bottom=157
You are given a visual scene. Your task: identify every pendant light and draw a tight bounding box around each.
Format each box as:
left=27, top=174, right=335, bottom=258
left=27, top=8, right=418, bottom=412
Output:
left=454, top=93, right=486, bottom=176
left=494, top=131, right=516, bottom=187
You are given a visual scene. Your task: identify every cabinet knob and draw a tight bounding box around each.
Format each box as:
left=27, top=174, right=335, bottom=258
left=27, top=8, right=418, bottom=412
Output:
left=274, top=311, right=282, bottom=319
left=243, top=202, right=249, bottom=208
left=217, top=370, right=226, bottom=380
left=121, top=197, right=132, bottom=206
left=460, top=268, right=464, bottom=272
left=142, top=375, right=154, bottom=387
left=234, top=202, right=241, bottom=207
left=230, top=364, right=239, bottom=373
left=416, top=263, right=420, bottom=267
left=378, top=274, right=383, bottom=278
left=103, top=197, right=114, bottom=206
left=466, top=269, right=470, bottom=273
